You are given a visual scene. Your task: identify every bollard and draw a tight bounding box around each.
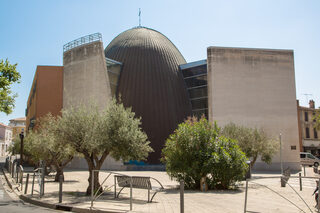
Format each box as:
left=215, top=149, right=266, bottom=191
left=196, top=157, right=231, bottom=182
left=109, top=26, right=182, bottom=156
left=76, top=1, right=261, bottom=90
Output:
left=31, top=173, right=35, bottom=196
left=91, top=170, right=94, bottom=209
left=318, top=178, right=320, bottom=213
left=114, top=175, right=117, bottom=199
left=180, top=180, right=184, bottom=213
left=299, top=173, right=302, bottom=191
left=16, top=169, right=19, bottom=183
left=130, top=177, right=133, bottom=211
left=24, top=173, right=29, bottom=194
left=20, top=171, right=23, bottom=192
left=11, top=163, right=14, bottom=177
left=59, top=175, right=63, bottom=203
left=244, top=179, right=248, bottom=213
left=41, top=165, right=45, bottom=196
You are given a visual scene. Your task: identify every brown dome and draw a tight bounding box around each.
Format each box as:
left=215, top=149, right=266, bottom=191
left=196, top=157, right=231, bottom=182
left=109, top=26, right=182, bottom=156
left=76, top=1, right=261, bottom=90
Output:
left=105, top=27, right=192, bottom=164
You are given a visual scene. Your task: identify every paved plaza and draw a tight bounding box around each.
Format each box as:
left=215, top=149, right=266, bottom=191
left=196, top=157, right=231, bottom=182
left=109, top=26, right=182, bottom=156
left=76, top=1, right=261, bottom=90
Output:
left=2, top=166, right=320, bottom=213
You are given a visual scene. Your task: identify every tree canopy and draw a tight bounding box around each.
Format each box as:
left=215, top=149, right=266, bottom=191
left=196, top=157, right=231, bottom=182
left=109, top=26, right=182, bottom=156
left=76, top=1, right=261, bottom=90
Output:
left=24, top=114, right=74, bottom=181
left=162, top=117, right=248, bottom=190
left=0, top=59, right=21, bottom=114
left=57, top=99, right=153, bottom=194
left=221, top=123, right=279, bottom=166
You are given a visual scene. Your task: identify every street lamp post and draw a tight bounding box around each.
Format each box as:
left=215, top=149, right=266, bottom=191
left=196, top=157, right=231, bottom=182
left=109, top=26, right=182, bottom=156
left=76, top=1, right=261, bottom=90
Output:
left=280, top=133, right=283, bottom=175
left=19, top=130, right=24, bottom=166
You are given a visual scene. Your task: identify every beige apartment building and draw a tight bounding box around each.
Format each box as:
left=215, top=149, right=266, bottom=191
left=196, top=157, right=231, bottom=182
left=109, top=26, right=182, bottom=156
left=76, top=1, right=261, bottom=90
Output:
left=8, top=117, right=26, bottom=138
left=298, top=100, right=320, bottom=156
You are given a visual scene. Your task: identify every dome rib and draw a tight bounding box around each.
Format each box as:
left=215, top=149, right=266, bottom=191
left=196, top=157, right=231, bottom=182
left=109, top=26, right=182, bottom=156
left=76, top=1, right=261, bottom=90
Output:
left=105, top=27, right=192, bottom=164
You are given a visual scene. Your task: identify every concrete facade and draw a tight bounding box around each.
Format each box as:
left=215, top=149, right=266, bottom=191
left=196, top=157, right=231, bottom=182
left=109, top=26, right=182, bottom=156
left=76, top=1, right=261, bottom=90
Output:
left=207, top=47, right=300, bottom=170
left=63, top=34, right=121, bottom=169
left=63, top=38, right=112, bottom=109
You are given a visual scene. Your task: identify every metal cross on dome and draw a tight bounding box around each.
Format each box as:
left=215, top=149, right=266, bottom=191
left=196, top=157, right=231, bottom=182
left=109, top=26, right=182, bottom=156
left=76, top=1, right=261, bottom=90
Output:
left=139, top=8, right=141, bottom=27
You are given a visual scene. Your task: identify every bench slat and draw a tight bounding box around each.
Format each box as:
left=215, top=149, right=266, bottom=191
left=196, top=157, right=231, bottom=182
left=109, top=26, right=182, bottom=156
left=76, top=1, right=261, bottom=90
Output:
left=116, top=176, right=151, bottom=189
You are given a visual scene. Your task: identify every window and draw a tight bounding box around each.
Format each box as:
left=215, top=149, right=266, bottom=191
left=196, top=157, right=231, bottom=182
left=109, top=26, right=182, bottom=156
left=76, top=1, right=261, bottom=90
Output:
left=184, top=75, right=207, bottom=88
left=307, top=153, right=316, bottom=159
left=315, top=128, right=318, bottom=139
left=188, top=86, right=207, bottom=99
left=305, top=112, right=309, bottom=122
left=300, top=153, right=306, bottom=158
left=191, top=98, right=208, bottom=110
left=181, top=65, right=207, bottom=78
left=291, top=146, right=296, bottom=150
left=306, top=127, right=310, bottom=138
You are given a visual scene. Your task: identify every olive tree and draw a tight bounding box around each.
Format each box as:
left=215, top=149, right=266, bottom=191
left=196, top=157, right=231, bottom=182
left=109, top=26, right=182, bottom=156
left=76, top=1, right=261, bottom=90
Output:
left=162, top=117, right=248, bottom=190
left=57, top=99, right=153, bottom=195
left=221, top=123, right=279, bottom=167
left=24, top=114, right=74, bottom=181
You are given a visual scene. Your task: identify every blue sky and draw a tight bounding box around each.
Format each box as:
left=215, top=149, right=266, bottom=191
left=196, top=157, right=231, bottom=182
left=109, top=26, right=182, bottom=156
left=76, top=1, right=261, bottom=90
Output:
left=0, top=0, right=319, bottom=124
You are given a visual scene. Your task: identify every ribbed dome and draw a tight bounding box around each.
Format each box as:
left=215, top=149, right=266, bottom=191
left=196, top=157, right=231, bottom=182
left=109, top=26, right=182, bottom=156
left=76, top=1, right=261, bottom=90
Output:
left=105, top=27, right=192, bottom=164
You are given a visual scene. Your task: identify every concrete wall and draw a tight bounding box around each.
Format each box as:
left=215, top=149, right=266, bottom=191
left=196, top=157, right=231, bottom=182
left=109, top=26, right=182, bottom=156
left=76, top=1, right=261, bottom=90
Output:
left=207, top=47, right=300, bottom=171
left=63, top=39, right=122, bottom=169
left=63, top=41, right=111, bottom=109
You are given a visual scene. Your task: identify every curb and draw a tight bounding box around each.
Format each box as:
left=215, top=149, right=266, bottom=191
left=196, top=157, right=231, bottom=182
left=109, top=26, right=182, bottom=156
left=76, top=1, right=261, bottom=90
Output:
left=1, top=168, right=124, bottom=213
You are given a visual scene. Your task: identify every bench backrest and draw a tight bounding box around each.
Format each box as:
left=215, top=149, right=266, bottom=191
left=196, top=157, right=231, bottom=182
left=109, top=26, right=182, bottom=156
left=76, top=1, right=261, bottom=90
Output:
left=116, top=175, right=151, bottom=190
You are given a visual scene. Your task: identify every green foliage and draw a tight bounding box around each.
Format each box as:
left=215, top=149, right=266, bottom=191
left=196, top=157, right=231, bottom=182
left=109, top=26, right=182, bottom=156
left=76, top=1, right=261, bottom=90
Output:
left=315, top=110, right=320, bottom=130
left=221, top=123, right=279, bottom=166
left=8, top=135, right=34, bottom=165
left=8, top=136, right=21, bottom=155
left=24, top=114, right=74, bottom=169
left=57, top=98, right=153, bottom=164
left=57, top=98, right=153, bottom=194
left=162, top=117, right=248, bottom=190
left=0, top=59, right=21, bottom=114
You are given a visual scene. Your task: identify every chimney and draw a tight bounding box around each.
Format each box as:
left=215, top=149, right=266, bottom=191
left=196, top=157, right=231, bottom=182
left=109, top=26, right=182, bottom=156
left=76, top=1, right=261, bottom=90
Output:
left=309, top=100, right=315, bottom=109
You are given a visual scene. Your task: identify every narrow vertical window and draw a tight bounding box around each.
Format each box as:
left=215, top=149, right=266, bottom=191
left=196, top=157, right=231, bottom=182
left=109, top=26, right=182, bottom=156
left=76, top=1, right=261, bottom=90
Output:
left=305, top=112, right=309, bottom=122
left=306, top=127, right=310, bottom=138
left=314, top=128, right=318, bottom=139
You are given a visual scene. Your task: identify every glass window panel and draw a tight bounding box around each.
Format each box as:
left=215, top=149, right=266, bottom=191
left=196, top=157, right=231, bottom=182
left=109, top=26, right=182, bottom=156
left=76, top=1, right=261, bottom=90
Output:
left=306, top=127, right=310, bottom=138
left=188, top=86, right=208, bottom=99
left=181, top=65, right=207, bottom=78
left=184, top=75, right=207, bottom=88
left=191, top=98, right=208, bottom=110
left=307, top=153, right=315, bottom=159
left=305, top=112, right=309, bottom=121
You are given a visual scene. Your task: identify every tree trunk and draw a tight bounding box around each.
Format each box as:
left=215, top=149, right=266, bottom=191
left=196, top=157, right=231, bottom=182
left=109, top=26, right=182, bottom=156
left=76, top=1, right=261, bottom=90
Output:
left=54, top=167, right=64, bottom=182
left=251, top=155, right=258, bottom=168
left=86, top=165, right=102, bottom=195
left=84, top=152, right=109, bottom=196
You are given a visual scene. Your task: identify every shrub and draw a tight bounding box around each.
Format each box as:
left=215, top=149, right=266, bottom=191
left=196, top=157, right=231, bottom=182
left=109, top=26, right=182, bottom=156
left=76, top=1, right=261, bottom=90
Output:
left=221, top=123, right=279, bottom=167
left=162, top=117, right=248, bottom=190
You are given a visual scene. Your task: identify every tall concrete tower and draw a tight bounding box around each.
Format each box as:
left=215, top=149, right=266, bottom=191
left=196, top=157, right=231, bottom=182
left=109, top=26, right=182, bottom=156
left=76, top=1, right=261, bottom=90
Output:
left=63, top=33, right=111, bottom=109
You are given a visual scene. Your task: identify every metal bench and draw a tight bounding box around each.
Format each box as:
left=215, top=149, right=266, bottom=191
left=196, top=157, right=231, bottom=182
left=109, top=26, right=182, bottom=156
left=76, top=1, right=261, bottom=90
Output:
left=114, top=175, right=164, bottom=202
